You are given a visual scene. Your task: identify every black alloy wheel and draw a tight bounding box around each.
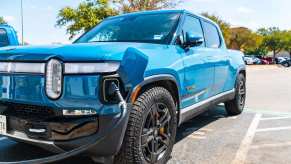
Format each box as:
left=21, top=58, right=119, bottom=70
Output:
left=141, top=102, right=172, bottom=163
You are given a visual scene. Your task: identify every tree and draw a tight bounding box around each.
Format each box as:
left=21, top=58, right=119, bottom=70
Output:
left=283, top=31, right=291, bottom=58
left=0, top=17, right=7, bottom=24
left=225, top=27, right=267, bottom=56
left=56, top=0, right=118, bottom=39
left=201, top=13, right=231, bottom=47
left=57, top=0, right=180, bottom=39
left=259, top=28, right=285, bottom=60
left=228, top=27, right=255, bottom=50
left=113, top=0, right=180, bottom=13
left=257, top=27, right=280, bottom=36
left=244, top=37, right=268, bottom=56
left=242, top=31, right=267, bottom=56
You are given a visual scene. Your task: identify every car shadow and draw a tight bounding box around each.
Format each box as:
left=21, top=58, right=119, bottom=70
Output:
left=0, top=139, right=55, bottom=162
left=0, top=138, right=93, bottom=164
left=175, top=105, right=228, bottom=143
left=0, top=105, right=229, bottom=164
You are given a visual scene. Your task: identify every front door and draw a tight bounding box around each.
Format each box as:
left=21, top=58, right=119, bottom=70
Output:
left=179, top=15, right=215, bottom=108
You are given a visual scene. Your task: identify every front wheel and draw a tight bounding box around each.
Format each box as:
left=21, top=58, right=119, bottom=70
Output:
left=225, top=73, right=246, bottom=115
left=115, top=87, right=177, bottom=164
left=282, top=62, right=290, bottom=67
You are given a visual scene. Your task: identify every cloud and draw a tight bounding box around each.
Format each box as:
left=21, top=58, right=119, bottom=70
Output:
left=237, top=7, right=253, bottom=14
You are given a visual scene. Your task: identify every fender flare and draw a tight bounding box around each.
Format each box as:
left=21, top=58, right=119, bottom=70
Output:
left=236, top=65, right=246, bottom=77
left=129, top=74, right=181, bottom=106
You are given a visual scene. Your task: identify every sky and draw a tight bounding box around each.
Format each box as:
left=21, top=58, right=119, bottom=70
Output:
left=1, top=0, right=291, bottom=45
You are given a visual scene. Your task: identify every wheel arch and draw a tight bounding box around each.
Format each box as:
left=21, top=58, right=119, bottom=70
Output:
left=129, top=74, right=181, bottom=122
left=236, top=66, right=246, bottom=83
left=239, top=68, right=246, bottom=77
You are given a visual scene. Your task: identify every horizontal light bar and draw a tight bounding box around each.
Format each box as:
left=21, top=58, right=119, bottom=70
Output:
left=0, top=62, right=45, bottom=74
left=64, top=62, right=120, bottom=74
left=62, top=109, right=97, bottom=116
left=0, top=61, right=120, bottom=74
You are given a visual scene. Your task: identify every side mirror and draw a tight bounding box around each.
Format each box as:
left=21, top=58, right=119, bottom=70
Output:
left=184, top=32, right=204, bottom=48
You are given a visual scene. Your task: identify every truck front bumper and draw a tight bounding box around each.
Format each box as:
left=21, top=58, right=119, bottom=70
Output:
left=0, top=102, right=131, bottom=157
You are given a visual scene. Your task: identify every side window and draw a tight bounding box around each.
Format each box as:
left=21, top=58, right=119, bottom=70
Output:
left=0, top=29, right=9, bottom=47
left=181, top=15, right=204, bottom=45
left=202, top=21, right=221, bottom=48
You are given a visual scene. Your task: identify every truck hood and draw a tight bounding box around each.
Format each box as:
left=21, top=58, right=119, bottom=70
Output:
left=0, top=42, right=161, bottom=62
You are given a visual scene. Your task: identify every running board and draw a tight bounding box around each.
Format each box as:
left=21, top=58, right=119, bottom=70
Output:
left=179, top=89, right=235, bottom=125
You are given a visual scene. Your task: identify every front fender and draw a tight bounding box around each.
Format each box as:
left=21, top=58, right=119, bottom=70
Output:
left=117, top=47, right=149, bottom=91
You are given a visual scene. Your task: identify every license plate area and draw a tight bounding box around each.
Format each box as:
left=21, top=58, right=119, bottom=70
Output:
left=0, top=115, right=7, bottom=135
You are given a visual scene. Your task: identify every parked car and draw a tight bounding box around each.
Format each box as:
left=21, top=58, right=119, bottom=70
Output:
left=0, top=24, right=19, bottom=47
left=280, top=59, right=291, bottom=67
left=253, top=57, right=262, bottom=64
left=263, top=57, right=274, bottom=64
left=0, top=10, right=246, bottom=164
left=275, top=57, right=285, bottom=64
left=244, top=56, right=255, bottom=64
left=244, top=55, right=261, bottom=65
left=260, top=59, right=270, bottom=64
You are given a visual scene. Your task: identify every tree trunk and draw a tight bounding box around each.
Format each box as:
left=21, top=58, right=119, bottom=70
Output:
left=273, top=50, right=276, bottom=63
left=289, top=51, right=291, bottom=59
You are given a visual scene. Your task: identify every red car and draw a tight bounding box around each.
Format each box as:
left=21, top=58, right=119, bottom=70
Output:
left=260, top=59, right=270, bottom=64
left=262, top=57, right=273, bottom=64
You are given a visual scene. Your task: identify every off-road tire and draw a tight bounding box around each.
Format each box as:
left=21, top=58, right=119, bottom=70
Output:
left=115, top=87, right=177, bottom=164
left=283, top=62, right=290, bottom=67
left=225, top=73, right=246, bottom=116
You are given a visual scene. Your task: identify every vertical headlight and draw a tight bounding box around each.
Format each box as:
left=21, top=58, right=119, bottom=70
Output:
left=46, top=59, right=63, bottom=99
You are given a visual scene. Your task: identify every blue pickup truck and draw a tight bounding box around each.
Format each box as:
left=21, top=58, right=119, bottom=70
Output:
left=0, top=24, right=19, bottom=47
left=0, top=10, right=245, bottom=163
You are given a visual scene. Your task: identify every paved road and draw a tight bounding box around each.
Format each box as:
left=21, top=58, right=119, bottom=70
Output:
left=0, top=65, right=290, bottom=164
left=245, top=65, right=291, bottom=114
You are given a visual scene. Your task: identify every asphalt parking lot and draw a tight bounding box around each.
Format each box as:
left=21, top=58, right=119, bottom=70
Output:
left=0, top=65, right=290, bottom=164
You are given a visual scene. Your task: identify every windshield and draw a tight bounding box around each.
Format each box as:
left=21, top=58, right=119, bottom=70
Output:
left=76, top=13, right=180, bottom=44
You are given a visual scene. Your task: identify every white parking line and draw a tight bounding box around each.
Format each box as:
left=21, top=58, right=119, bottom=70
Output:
left=251, top=141, right=291, bottom=149
left=200, top=128, right=213, bottom=132
left=0, top=137, right=7, bottom=141
left=188, top=135, right=206, bottom=140
left=260, top=116, right=291, bottom=121
left=187, top=129, right=208, bottom=140
left=256, top=126, right=291, bottom=132
left=231, top=114, right=262, bottom=164
left=192, top=131, right=206, bottom=135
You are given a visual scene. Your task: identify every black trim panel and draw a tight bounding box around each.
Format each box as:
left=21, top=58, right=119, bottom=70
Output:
left=179, top=89, right=235, bottom=125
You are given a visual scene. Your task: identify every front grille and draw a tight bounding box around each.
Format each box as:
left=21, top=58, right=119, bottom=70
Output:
left=1, top=102, right=57, bottom=120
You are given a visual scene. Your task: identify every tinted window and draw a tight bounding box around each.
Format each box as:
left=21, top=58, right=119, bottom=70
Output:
left=182, top=16, right=204, bottom=44
left=76, top=13, right=180, bottom=44
left=0, top=29, right=9, bottom=47
left=202, top=21, right=221, bottom=48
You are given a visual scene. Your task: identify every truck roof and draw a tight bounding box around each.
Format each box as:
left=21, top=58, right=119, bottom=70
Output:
left=0, top=24, right=19, bottom=46
left=0, top=24, right=15, bottom=29
left=107, top=10, right=216, bottom=25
